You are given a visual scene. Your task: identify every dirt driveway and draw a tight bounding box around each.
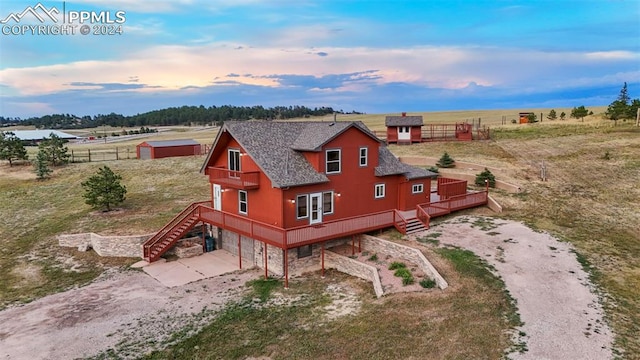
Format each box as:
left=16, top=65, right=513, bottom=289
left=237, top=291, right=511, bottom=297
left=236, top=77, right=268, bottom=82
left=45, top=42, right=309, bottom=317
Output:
left=0, top=268, right=259, bottom=360
left=421, top=217, right=614, bottom=360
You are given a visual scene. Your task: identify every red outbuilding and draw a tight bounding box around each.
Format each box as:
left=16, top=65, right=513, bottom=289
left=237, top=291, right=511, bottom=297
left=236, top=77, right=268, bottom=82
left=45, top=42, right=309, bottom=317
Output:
left=136, top=139, right=201, bottom=159
left=385, top=113, right=423, bottom=144
left=142, top=121, right=489, bottom=286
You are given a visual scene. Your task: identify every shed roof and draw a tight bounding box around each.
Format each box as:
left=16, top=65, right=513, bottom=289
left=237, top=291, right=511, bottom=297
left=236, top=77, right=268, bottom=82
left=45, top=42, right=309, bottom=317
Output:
left=7, top=129, right=77, bottom=141
left=141, top=139, right=200, bottom=147
left=385, top=115, right=424, bottom=127
left=202, top=121, right=437, bottom=188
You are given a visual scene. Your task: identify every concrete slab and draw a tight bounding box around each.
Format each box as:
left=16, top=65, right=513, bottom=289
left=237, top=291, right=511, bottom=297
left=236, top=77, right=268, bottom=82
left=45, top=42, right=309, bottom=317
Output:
left=130, top=260, right=149, bottom=268
left=142, top=250, right=240, bottom=288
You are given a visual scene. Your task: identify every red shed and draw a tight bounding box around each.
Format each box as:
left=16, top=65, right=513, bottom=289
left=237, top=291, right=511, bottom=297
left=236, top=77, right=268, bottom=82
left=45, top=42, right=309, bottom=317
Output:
left=385, top=113, right=423, bottom=144
left=136, top=139, right=201, bottom=159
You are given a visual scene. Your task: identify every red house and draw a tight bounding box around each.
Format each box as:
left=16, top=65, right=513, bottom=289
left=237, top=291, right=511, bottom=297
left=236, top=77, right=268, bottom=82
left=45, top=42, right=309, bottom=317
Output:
left=385, top=113, right=423, bottom=144
left=142, top=121, right=488, bottom=286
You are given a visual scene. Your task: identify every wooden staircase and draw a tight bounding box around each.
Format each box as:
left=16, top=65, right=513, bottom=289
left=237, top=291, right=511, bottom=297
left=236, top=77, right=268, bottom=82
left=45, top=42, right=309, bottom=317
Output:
left=143, top=202, right=207, bottom=262
left=405, top=217, right=428, bottom=234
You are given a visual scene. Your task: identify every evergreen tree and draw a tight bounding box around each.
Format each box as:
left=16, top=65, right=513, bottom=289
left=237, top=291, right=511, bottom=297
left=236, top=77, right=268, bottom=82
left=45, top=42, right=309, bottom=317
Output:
left=606, top=82, right=635, bottom=122
left=33, top=150, right=52, bottom=180
left=475, top=168, right=496, bottom=188
left=39, top=133, right=70, bottom=166
left=81, top=166, right=127, bottom=212
left=0, top=131, right=28, bottom=166
left=527, top=113, right=538, bottom=123
left=560, top=111, right=566, bottom=120
left=547, top=109, right=557, bottom=120
left=436, top=152, right=456, bottom=168
left=570, top=106, right=589, bottom=122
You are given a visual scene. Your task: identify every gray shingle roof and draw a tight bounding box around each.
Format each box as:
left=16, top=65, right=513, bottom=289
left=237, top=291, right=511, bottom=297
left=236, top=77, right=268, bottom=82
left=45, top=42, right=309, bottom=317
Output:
left=385, top=115, right=424, bottom=127
left=202, top=121, right=436, bottom=188
left=143, top=139, right=200, bottom=147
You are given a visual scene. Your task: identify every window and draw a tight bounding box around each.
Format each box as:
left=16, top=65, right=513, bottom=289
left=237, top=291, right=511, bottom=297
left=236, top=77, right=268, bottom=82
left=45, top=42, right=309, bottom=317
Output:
left=238, top=190, right=247, bottom=214
left=296, top=194, right=308, bottom=219
left=359, top=147, right=368, bottom=167
left=399, top=126, right=409, bottom=133
left=322, top=191, right=333, bottom=214
left=297, top=245, right=312, bottom=258
left=326, top=149, right=341, bottom=174
left=374, top=183, right=385, bottom=199
left=228, top=149, right=241, bottom=173
left=412, top=184, right=424, bottom=194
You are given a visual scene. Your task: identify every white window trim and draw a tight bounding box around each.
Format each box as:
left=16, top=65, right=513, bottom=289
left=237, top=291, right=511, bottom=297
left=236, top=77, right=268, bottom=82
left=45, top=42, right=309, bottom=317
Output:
left=296, top=194, right=308, bottom=219
left=322, top=191, right=334, bottom=215
left=325, top=149, right=341, bottom=174
left=238, top=190, right=247, bottom=215
left=359, top=147, right=368, bottom=167
left=412, top=184, right=424, bottom=194
left=228, top=148, right=241, bottom=172
left=374, top=183, right=385, bottom=199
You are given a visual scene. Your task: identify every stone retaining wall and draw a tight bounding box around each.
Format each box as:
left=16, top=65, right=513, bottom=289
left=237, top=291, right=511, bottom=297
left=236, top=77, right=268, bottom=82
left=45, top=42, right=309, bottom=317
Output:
left=324, top=250, right=384, bottom=298
left=58, top=233, right=153, bottom=258
left=361, top=235, right=448, bottom=289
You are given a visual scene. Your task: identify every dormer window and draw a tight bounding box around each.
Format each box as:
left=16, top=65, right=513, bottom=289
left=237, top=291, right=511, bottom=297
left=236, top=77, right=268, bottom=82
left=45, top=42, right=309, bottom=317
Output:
left=326, top=149, right=341, bottom=174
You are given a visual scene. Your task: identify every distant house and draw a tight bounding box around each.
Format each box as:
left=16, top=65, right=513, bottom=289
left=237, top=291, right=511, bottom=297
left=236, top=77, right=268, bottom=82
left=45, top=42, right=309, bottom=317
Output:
left=142, top=121, right=489, bottom=286
left=519, top=112, right=534, bottom=124
left=8, top=130, right=77, bottom=145
left=136, top=139, right=202, bottom=159
left=385, top=113, right=423, bottom=144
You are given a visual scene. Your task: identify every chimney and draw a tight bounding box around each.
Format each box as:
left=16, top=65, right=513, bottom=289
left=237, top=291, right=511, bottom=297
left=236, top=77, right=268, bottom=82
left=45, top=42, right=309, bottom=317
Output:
left=401, top=112, right=406, bottom=117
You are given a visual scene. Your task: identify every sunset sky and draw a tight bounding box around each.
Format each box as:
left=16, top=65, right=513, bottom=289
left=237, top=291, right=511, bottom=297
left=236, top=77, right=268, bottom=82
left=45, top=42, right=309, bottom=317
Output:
left=1, top=0, right=639, bottom=118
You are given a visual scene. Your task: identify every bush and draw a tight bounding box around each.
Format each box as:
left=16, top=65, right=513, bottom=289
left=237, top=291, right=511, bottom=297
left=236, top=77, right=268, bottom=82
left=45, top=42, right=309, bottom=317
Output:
left=389, top=261, right=406, bottom=270
left=427, top=166, right=439, bottom=173
left=511, top=119, right=517, bottom=124
left=475, top=168, right=496, bottom=188
left=368, top=253, right=378, bottom=261
left=436, top=152, right=455, bottom=168
left=394, top=267, right=415, bottom=285
left=420, top=278, right=437, bottom=288
left=402, top=275, right=415, bottom=285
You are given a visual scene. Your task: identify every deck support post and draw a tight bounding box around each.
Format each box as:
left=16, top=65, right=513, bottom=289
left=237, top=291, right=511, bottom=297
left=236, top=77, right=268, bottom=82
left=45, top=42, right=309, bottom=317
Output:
left=321, top=242, right=325, bottom=278
left=358, top=235, right=361, bottom=253
left=284, top=249, right=289, bottom=289
left=264, top=243, right=268, bottom=279
left=238, top=234, right=242, bottom=269
left=201, top=226, right=206, bottom=252
left=351, top=235, right=355, bottom=256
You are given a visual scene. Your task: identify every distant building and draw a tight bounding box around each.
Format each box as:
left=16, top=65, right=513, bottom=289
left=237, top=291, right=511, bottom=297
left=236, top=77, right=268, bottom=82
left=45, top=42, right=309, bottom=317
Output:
left=136, top=139, right=202, bottom=159
left=385, top=113, right=423, bottom=144
left=519, top=112, right=534, bottom=124
left=6, top=130, right=77, bottom=145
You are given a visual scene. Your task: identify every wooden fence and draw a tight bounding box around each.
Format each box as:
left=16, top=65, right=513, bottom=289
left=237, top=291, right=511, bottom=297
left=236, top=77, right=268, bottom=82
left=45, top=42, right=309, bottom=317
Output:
left=69, top=144, right=211, bottom=163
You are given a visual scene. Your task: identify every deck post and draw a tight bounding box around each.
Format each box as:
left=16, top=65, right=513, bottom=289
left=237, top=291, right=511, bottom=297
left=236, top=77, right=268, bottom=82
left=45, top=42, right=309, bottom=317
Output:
left=351, top=235, right=355, bottom=256
left=201, top=226, right=205, bottom=252
left=284, top=248, right=289, bottom=289
left=321, top=242, right=325, bottom=278
left=358, top=235, right=361, bottom=252
left=264, top=243, right=268, bottom=279
left=238, top=234, right=242, bottom=269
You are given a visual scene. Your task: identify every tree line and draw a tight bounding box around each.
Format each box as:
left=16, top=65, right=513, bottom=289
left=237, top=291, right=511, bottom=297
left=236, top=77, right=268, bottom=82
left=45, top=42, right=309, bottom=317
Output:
left=0, top=105, right=353, bottom=129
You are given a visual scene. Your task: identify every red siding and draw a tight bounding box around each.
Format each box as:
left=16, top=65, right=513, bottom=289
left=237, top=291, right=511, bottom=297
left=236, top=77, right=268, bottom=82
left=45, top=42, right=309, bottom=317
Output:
left=410, top=126, right=422, bottom=142
left=136, top=142, right=200, bottom=159
left=398, top=179, right=431, bottom=211
left=386, top=126, right=398, bottom=143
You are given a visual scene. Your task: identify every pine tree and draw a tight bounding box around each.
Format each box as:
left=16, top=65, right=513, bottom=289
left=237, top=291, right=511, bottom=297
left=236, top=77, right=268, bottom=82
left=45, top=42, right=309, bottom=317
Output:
left=560, top=112, right=566, bottom=120
left=436, top=152, right=455, bottom=168
left=33, top=150, right=52, bottom=180
left=475, top=168, right=496, bottom=187
left=527, top=113, right=538, bottom=123
left=39, top=133, right=70, bottom=166
left=0, top=131, right=28, bottom=166
left=547, top=109, right=557, bottom=121
left=606, top=82, right=635, bottom=122
left=81, top=166, right=127, bottom=211
left=570, top=106, right=589, bottom=122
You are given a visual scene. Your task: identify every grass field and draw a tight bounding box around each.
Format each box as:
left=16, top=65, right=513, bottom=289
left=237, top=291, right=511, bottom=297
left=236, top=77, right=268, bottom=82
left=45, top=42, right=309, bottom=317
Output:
left=1, top=109, right=638, bottom=358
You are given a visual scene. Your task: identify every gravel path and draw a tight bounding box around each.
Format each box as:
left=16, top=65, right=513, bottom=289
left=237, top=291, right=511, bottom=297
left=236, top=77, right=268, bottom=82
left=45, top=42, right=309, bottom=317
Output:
left=0, top=268, right=259, bottom=360
left=424, top=217, right=614, bottom=360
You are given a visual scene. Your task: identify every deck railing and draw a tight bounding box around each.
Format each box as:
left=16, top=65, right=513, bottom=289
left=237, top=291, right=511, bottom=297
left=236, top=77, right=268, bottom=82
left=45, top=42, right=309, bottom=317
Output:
left=417, top=190, right=488, bottom=227
left=393, top=210, right=409, bottom=234
left=206, top=167, right=260, bottom=189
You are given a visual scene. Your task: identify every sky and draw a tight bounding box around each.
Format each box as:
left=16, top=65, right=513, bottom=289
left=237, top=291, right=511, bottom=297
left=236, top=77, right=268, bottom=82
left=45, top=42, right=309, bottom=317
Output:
left=0, top=0, right=639, bottom=118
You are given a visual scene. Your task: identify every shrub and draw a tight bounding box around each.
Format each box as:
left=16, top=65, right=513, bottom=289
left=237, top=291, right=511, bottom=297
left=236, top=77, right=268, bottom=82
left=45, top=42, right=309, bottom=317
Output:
left=420, top=278, right=437, bottom=288
left=475, top=168, right=496, bottom=188
left=394, top=268, right=411, bottom=277
left=368, top=253, right=378, bottom=261
left=436, top=152, right=455, bottom=168
left=427, top=166, right=439, bottom=173
left=402, top=275, right=415, bottom=285
left=511, top=119, right=517, bottom=124
left=389, top=261, right=406, bottom=270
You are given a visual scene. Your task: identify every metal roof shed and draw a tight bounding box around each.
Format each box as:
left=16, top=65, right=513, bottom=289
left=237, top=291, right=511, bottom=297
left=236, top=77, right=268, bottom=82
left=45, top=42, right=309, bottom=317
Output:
left=136, top=139, right=201, bottom=159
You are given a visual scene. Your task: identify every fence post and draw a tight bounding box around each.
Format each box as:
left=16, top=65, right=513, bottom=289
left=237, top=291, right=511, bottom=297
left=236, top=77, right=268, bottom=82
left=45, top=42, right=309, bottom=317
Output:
left=116, top=147, right=119, bottom=160
left=88, top=149, right=91, bottom=162
left=71, top=149, right=74, bottom=163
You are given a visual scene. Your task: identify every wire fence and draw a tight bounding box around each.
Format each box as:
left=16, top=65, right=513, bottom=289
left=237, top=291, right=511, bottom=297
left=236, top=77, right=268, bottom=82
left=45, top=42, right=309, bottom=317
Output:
left=70, top=147, right=136, bottom=163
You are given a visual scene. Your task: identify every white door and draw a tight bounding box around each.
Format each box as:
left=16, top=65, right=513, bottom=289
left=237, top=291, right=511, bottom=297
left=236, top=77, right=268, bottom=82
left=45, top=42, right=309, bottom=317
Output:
left=398, top=126, right=411, bottom=141
left=213, top=184, right=222, bottom=211
left=309, top=193, right=322, bottom=225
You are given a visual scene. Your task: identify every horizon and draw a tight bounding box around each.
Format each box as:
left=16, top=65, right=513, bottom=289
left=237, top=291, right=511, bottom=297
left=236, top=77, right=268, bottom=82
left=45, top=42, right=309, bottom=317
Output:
left=0, top=0, right=638, bottom=118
